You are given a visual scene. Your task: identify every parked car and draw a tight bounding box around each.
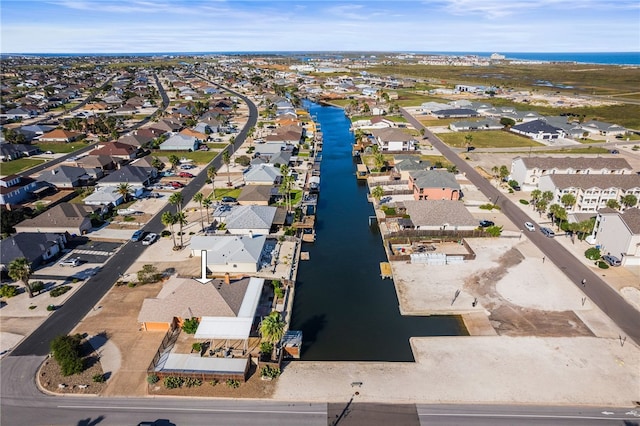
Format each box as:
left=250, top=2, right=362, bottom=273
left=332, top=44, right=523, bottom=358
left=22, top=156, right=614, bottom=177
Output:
left=178, top=172, right=194, bottom=178
left=59, top=257, right=81, bottom=267
left=221, top=196, right=237, bottom=204
left=479, top=220, right=495, bottom=227
left=168, top=181, right=184, bottom=189
left=142, top=233, right=158, bottom=246
left=131, top=230, right=145, bottom=242
left=602, top=255, right=621, bottom=266
left=44, top=150, right=54, bottom=154
left=524, top=222, right=535, bottom=232
left=540, top=227, right=555, bottom=237
left=610, top=149, right=620, bottom=154
left=180, top=164, right=195, bottom=170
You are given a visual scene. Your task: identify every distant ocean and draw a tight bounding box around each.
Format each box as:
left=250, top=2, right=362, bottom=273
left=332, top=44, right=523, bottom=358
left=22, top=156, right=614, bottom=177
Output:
left=5, top=51, right=640, bottom=66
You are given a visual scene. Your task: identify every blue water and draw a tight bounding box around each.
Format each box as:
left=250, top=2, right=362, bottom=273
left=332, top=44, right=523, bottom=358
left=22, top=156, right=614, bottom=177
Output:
left=4, top=51, right=639, bottom=65
left=289, top=101, right=467, bottom=362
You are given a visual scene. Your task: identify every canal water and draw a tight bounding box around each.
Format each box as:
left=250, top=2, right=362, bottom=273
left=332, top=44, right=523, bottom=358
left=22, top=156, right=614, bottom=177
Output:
left=290, top=101, right=467, bottom=362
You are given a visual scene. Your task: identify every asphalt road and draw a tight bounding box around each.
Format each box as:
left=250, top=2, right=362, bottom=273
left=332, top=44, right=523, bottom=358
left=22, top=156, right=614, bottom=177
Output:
left=402, top=109, right=640, bottom=345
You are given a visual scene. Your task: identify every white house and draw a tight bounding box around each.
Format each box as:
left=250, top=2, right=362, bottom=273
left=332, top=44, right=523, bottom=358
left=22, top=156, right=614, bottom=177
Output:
left=510, top=156, right=633, bottom=186
left=370, top=128, right=416, bottom=151
left=159, top=134, right=199, bottom=151
left=189, top=234, right=266, bottom=274
left=590, top=208, right=640, bottom=266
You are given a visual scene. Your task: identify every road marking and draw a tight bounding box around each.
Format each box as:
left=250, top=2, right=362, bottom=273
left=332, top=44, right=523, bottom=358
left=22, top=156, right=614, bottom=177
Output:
left=418, top=412, right=635, bottom=421
left=58, top=405, right=325, bottom=415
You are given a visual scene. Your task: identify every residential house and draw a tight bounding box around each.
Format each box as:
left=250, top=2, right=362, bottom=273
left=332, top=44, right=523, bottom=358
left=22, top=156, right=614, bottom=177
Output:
left=581, top=120, right=627, bottom=137
left=510, top=120, right=565, bottom=141
left=95, top=165, right=153, bottom=197
left=15, top=203, right=98, bottom=235
left=89, top=141, right=137, bottom=161
left=75, top=155, right=117, bottom=172
left=37, top=165, right=94, bottom=189
left=223, top=205, right=277, bottom=235
left=189, top=234, right=267, bottom=274
left=433, top=108, right=479, bottom=119
left=83, top=186, right=125, bottom=206
left=408, top=170, right=461, bottom=201
left=591, top=208, right=640, bottom=266
left=449, top=119, right=503, bottom=132
left=543, top=117, right=586, bottom=139
left=393, top=156, right=430, bottom=180
left=0, top=175, right=38, bottom=206
left=510, top=156, right=633, bottom=186
left=180, top=128, right=209, bottom=142
left=538, top=174, right=640, bottom=212
left=399, top=200, right=478, bottom=231
left=0, top=232, right=69, bottom=272
left=370, top=128, right=416, bottom=151
left=37, top=129, right=84, bottom=143
left=237, top=185, right=275, bottom=206
left=0, top=143, right=40, bottom=161
left=159, top=134, right=199, bottom=151
left=244, top=164, right=282, bottom=185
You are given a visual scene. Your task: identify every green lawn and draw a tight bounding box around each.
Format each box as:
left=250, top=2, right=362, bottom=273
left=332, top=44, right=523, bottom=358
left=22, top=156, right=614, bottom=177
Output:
left=439, top=131, right=542, bottom=148
left=35, top=142, right=90, bottom=153
left=213, top=187, right=242, bottom=200
left=0, top=158, right=46, bottom=175
left=535, top=146, right=611, bottom=154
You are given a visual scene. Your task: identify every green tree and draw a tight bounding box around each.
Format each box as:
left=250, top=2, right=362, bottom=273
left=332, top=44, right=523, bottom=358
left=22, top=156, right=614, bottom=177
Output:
left=202, top=195, right=213, bottom=224
left=500, top=117, right=516, bottom=127
left=371, top=185, right=384, bottom=206
left=535, top=200, right=548, bottom=217
left=606, top=199, right=621, bottom=210
left=168, top=154, right=180, bottom=172
left=464, top=133, right=473, bottom=150
left=499, top=165, right=509, bottom=181
left=161, top=211, right=177, bottom=249
left=530, top=189, right=542, bottom=205
left=175, top=211, right=188, bottom=249
left=207, top=166, right=217, bottom=198
left=114, top=182, right=132, bottom=203
left=491, top=166, right=499, bottom=180
left=620, top=194, right=638, bottom=209
left=168, top=191, right=183, bottom=214
left=542, top=191, right=554, bottom=203
left=8, top=257, right=33, bottom=298
left=560, top=193, right=576, bottom=211
left=259, top=311, right=286, bottom=345
left=222, top=150, right=231, bottom=186
left=151, top=156, right=164, bottom=170
left=50, top=334, right=84, bottom=376
left=374, top=152, right=385, bottom=171
left=193, top=192, right=205, bottom=232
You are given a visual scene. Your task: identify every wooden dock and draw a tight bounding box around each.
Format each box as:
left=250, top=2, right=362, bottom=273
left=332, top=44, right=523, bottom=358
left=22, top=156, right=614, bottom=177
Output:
left=380, top=262, right=392, bottom=279
left=300, top=252, right=310, bottom=260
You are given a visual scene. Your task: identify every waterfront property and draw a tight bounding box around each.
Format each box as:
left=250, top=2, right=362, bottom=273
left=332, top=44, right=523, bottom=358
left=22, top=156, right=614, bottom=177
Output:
left=408, top=170, right=461, bottom=201
left=190, top=235, right=267, bottom=274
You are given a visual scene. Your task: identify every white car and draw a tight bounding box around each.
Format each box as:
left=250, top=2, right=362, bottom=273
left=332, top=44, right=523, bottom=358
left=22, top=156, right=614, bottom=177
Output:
left=142, top=233, right=158, bottom=246
left=59, top=257, right=81, bottom=267
left=524, top=222, right=535, bottom=232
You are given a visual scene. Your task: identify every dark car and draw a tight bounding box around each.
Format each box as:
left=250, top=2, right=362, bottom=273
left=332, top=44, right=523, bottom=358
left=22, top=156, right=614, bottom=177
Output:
left=479, top=220, right=495, bottom=227
left=602, top=255, right=621, bottom=266
left=221, top=196, right=237, bottom=203
left=610, top=149, right=619, bottom=154
left=540, top=227, right=555, bottom=237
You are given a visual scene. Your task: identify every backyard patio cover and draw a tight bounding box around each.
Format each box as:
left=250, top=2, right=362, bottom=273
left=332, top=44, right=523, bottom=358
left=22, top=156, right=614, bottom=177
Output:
left=194, top=277, right=263, bottom=340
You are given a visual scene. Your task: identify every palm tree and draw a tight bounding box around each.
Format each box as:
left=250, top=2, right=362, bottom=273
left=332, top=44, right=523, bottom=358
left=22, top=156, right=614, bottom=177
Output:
left=498, top=165, right=509, bottom=182
left=491, top=166, right=499, bottom=180
left=168, top=154, right=180, bottom=172
left=464, top=133, right=473, bottom=151
left=620, top=194, right=638, bottom=209
left=259, top=311, right=286, bottom=345
left=193, top=192, right=205, bottom=232
left=535, top=200, right=548, bottom=217
left=202, top=195, right=213, bottom=224
left=161, top=211, right=177, bottom=249
left=175, top=211, right=188, bottom=248
left=374, top=152, right=385, bottom=171
left=222, top=150, right=231, bottom=186
left=542, top=191, right=554, bottom=203
left=114, top=182, right=132, bottom=203
left=371, top=185, right=384, bottom=206
left=207, top=166, right=217, bottom=199
left=8, top=257, right=33, bottom=298
left=548, top=204, right=563, bottom=229
left=606, top=199, right=621, bottom=210
left=560, top=193, right=576, bottom=211
left=168, top=191, right=183, bottom=214
left=530, top=189, right=542, bottom=206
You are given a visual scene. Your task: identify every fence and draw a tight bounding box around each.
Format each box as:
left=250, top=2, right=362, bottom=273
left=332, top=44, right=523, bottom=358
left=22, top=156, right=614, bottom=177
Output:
left=147, top=325, right=180, bottom=375
left=151, top=358, right=250, bottom=383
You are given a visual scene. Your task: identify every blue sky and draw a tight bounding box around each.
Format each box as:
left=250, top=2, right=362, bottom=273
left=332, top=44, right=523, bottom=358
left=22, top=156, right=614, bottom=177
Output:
left=1, top=0, right=639, bottom=53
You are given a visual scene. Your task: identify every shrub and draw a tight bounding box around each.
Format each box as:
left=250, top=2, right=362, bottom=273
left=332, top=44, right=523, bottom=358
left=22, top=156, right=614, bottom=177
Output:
left=192, top=342, right=202, bottom=353
left=0, top=285, right=18, bottom=298
left=260, top=341, right=273, bottom=355
left=479, top=203, right=500, bottom=211
left=50, top=286, right=72, bottom=297
left=164, top=376, right=184, bottom=389
left=261, top=365, right=281, bottom=379
left=274, top=286, right=284, bottom=299
left=519, top=199, right=529, bottom=205
left=29, top=305, right=37, bottom=310
left=47, top=304, right=56, bottom=311
left=484, top=225, right=503, bottom=237
left=93, top=373, right=106, bottom=383
left=72, top=278, right=79, bottom=283
left=50, top=334, right=84, bottom=376
left=209, top=379, right=219, bottom=387
left=184, top=377, right=202, bottom=387
left=31, top=281, right=45, bottom=294
left=182, top=317, right=199, bottom=334
left=147, top=374, right=159, bottom=384
left=161, top=230, right=171, bottom=238
left=137, top=264, right=161, bottom=284
left=597, top=261, right=609, bottom=269
left=585, top=247, right=601, bottom=260
left=127, top=282, right=136, bottom=288
left=226, top=379, right=240, bottom=389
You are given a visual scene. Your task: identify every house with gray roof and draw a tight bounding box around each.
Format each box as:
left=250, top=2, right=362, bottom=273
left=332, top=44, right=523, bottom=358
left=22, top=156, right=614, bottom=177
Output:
left=542, top=116, right=585, bottom=139
left=581, top=120, right=626, bottom=137
left=0, top=143, right=40, bottom=161
left=37, top=165, right=93, bottom=189
left=159, top=134, right=199, bottom=151
left=223, top=205, right=277, bottom=235
left=370, top=128, right=417, bottom=151
left=95, top=164, right=153, bottom=196
left=433, top=108, right=479, bottom=119
left=538, top=174, right=640, bottom=212
left=393, top=156, right=430, bottom=180
left=189, top=234, right=267, bottom=274
left=0, top=232, right=69, bottom=272
left=510, top=119, right=565, bottom=141
left=511, top=156, right=633, bottom=186
left=400, top=200, right=478, bottom=231
left=15, top=203, right=98, bottom=235
left=408, top=170, right=461, bottom=201
left=449, top=119, right=503, bottom=132
left=244, top=163, right=282, bottom=185
left=591, top=208, right=640, bottom=267
left=0, top=175, right=38, bottom=206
